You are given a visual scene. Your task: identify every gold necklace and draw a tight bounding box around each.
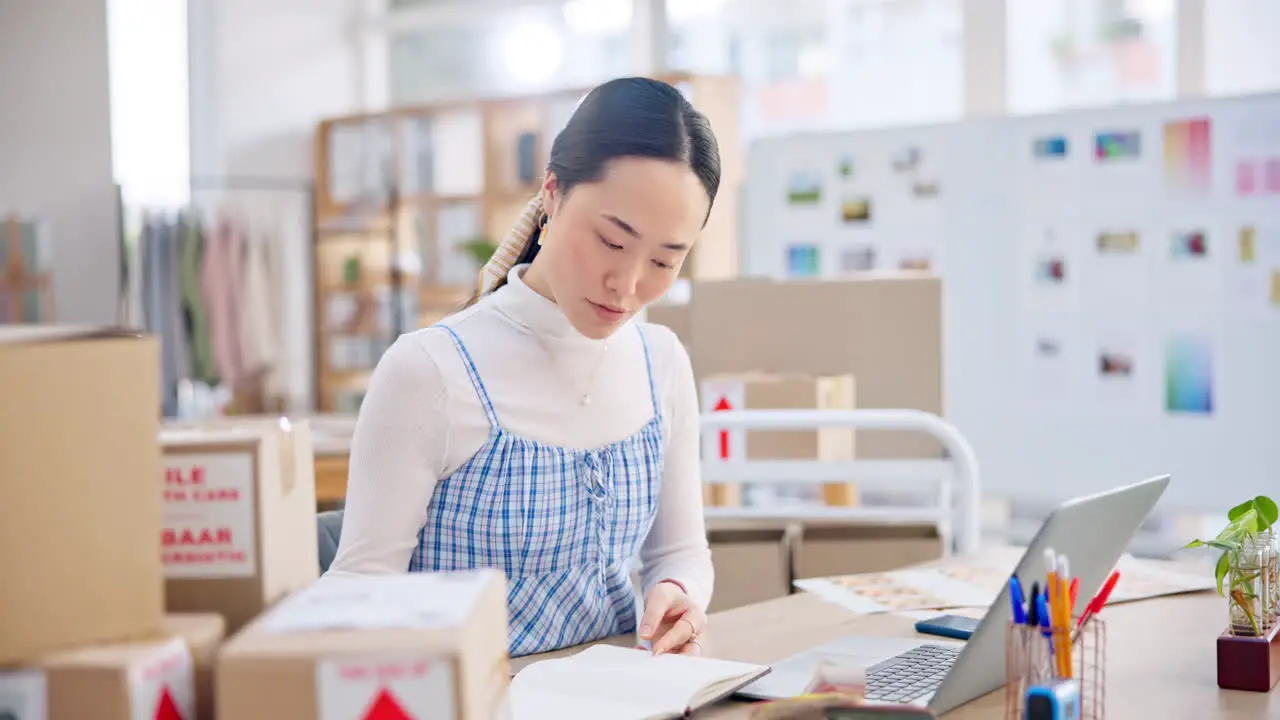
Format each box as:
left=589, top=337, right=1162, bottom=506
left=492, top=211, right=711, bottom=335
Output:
left=534, top=336, right=610, bottom=406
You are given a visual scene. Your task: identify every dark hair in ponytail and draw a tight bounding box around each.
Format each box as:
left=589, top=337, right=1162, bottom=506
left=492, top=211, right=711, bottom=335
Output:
left=477, top=77, right=722, bottom=299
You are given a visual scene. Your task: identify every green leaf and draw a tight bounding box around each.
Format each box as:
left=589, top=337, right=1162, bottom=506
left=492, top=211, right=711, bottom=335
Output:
left=1216, top=552, right=1230, bottom=597
left=1228, top=500, right=1255, bottom=523
left=1254, top=496, right=1278, bottom=530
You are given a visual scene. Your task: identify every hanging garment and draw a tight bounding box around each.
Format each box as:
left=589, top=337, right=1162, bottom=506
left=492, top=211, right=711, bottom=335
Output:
left=237, top=219, right=278, bottom=383
left=178, top=213, right=217, bottom=384
left=409, top=324, right=665, bottom=657
left=202, top=213, right=246, bottom=388
left=162, top=217, right=194, bottom=393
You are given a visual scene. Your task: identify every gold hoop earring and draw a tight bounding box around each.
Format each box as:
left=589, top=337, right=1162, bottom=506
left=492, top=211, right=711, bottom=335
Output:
left=537, top=214, right=548, bottom=246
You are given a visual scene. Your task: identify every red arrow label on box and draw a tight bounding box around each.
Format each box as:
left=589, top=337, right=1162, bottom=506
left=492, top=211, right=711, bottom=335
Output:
left=713, top=396, right=732, bottom=460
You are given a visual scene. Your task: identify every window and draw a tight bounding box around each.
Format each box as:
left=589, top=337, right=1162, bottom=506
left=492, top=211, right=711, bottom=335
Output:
left=1006, top=0, right=1178, bottom=115
left=388, top=3, right=629, bottom=105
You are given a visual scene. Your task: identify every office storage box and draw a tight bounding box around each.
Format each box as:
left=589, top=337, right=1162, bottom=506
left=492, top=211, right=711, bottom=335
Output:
left=160, top=417, right=319, bottom=633
left=0, top=326, right=166, bottom=663
left=792, top=520, right=945, bottom=580
left=706, top=518, right=798, bottom=613
left=0, top=613, right=224, bottom=720
left=216, top=569, right=510, bottom=719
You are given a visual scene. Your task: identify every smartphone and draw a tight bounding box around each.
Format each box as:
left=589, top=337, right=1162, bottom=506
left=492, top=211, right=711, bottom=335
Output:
left=913, top=614, right=980, bottom=641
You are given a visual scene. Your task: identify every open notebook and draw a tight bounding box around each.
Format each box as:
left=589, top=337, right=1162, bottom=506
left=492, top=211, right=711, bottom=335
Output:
left=509, top=644, right=771, bottom=719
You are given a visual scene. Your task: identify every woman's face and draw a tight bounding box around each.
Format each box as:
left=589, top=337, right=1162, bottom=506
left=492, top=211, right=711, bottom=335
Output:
left=534, top=157, right=710, bottom=340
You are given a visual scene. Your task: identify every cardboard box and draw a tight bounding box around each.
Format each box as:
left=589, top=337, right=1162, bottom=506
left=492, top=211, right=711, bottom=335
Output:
left=689, top=275, right=942, bottom=459
left=163, top=614, right=227, bottom=720
left=0, top=613, right=225, bottom=720
left=791, top=520, right=945, bottom=580
left=216, top=569, right=510, bottom=719
left=0, top=326, right=166, bottom=663
left=645, top=303, right=691, bottom=351
left=160, top=417, right=319, bottom=633
left=706, top=518, right=798, bottom=613
left=700, top=373, right=857, bottom=506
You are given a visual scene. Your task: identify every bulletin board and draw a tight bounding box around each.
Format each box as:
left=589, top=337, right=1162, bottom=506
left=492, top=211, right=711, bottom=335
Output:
left=741, top=93, right=1280, bottom=513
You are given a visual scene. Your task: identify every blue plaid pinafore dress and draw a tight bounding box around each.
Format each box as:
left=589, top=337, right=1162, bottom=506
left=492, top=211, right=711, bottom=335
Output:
left=409, top=324, right=664, bottom=656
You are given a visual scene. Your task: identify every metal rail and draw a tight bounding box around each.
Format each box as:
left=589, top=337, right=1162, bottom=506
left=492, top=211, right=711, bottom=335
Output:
left=700, top=409, right=982, bottom=555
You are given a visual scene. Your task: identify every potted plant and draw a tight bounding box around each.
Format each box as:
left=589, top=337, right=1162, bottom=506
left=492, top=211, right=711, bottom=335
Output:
left=456, top=236, right=499, bottom=269
left=1186, top=495, right=1280, bottom=691
left=1185, top=496, right=1279, bottom=637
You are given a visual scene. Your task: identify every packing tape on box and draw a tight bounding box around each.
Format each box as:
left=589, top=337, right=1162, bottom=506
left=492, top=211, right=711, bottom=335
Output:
left=276, top=416, right=296, bottom=496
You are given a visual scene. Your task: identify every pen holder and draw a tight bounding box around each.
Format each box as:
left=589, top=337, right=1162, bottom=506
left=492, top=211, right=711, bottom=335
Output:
left=1004, top=617, right=1107, bottom=720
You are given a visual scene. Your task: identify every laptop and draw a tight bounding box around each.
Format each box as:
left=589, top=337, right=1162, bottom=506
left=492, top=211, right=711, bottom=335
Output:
left=737, top=474, right=1171, bottom=715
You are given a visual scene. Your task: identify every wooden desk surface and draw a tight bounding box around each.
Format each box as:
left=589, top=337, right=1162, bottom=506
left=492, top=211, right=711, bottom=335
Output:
left=514, top=590, right=1276, bottom=718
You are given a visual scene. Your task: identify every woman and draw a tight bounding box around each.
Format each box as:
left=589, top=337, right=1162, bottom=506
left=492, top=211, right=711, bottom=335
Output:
left=328, top=77, right=720, bottom=658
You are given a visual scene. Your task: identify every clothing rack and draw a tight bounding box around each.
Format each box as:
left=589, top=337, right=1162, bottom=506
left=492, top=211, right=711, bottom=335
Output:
left=119, top=176, right=317, bottom=418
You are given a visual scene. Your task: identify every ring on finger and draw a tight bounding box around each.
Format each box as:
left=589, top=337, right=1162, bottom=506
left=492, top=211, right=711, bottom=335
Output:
left=679, top=616, right=700, bottom=641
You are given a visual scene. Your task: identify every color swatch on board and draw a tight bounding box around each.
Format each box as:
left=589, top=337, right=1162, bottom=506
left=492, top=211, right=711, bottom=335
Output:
left=1163, top=117, right=1212, bottom=195
left=1164, top=335, right=1213, bottom=415
left=1235, top=156, right=1280, bottom=196
left=787, top=244, right=821, bottom=277
left=1095, top=130, right=1141, bottom=161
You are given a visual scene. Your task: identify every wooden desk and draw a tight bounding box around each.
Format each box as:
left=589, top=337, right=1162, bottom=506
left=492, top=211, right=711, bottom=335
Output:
left=515, top=590, right=1276, bottom=718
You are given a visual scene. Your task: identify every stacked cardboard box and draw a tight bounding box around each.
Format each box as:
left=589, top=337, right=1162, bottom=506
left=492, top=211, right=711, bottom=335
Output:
left=0, top=327, right=513, bottom=718
left=216, top=570, right=510, bottom=718
left=0, top=327, right=226, bottom=718
left=160, top=419, right=321, bottom=633
left=647, top=275, right=948, bottom=611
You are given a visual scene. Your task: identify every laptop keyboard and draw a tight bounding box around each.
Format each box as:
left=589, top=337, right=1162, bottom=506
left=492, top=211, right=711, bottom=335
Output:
left=864, top=643, right=962, bottom=704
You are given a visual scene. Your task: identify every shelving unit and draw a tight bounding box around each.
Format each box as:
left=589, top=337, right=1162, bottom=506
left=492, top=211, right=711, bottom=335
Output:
left=0, top=214, right=55, bottom=323
left=311, top=73, right=742, bottom=413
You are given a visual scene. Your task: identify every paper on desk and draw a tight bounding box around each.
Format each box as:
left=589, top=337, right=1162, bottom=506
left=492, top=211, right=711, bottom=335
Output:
left=259, top=569, right=495, bottom=632
left=795, top=554, right=1215, bottom=614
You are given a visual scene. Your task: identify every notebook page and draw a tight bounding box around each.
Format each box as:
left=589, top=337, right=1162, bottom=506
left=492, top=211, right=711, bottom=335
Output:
left=512, top=645, right=763, bottom=716
left=509, top=686, right=672, bottom=720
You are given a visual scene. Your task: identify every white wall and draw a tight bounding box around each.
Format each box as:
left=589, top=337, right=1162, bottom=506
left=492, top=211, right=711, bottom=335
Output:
left=0, top=0, right=119, bottom=325
left=188, top=0, right=369, bottom=411
left=1205, top=0, right=1280, bottom=97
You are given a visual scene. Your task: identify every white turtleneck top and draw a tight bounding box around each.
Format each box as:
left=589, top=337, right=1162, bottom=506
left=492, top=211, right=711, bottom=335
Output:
left=327, top=265, right=714, bottom=610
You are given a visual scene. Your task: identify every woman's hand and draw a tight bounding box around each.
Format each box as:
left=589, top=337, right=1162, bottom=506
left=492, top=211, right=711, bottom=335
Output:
left=638, top=580, right=707, bottom=655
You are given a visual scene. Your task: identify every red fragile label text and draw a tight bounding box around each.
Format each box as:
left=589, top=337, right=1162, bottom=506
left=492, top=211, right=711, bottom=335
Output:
left=338, top=661, right=433, bottom=682
left=141, top=649, right=184, bottom=681
left=162, top=527, right=247, bottom=566
left=164, top=466, right=240, bottom=503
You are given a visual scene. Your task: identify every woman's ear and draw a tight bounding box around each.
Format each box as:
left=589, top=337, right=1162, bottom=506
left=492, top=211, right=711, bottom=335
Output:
left=540, top=172, right=560, bottom=218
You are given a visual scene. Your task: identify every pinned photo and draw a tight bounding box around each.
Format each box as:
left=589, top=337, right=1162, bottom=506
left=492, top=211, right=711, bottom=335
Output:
left=786, top=170, right=822, bottom=205
left=786, top=244, right=821, bottom=278
left=840, top=196, right=872, bottom=223
left=838, top=155, right=854, bottom=179
left=1097, top=231, right=1139, bottom=254
left=898, top=254, right=931, bottom=271
left=911, top=180, right=940, bottom=198
left=1239, top=226, right=1256, bottom=263
left=841, top=245, right=877, bottom=273
left=1034, top=254, right=1066, bottom=284
left=1170, top=230, right=1208, bottom=259
left=891, top=146, right=921, bottom=173
left=1098, top=350, right=1134, bottom=377
left=1032, top=135, right=1069, bottom=159
left=1164, top=335, right=1213, bottom=415
left=1094, top=130, right=1141, bottom=161
left=1035, top=337, right=1062, bottom=359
